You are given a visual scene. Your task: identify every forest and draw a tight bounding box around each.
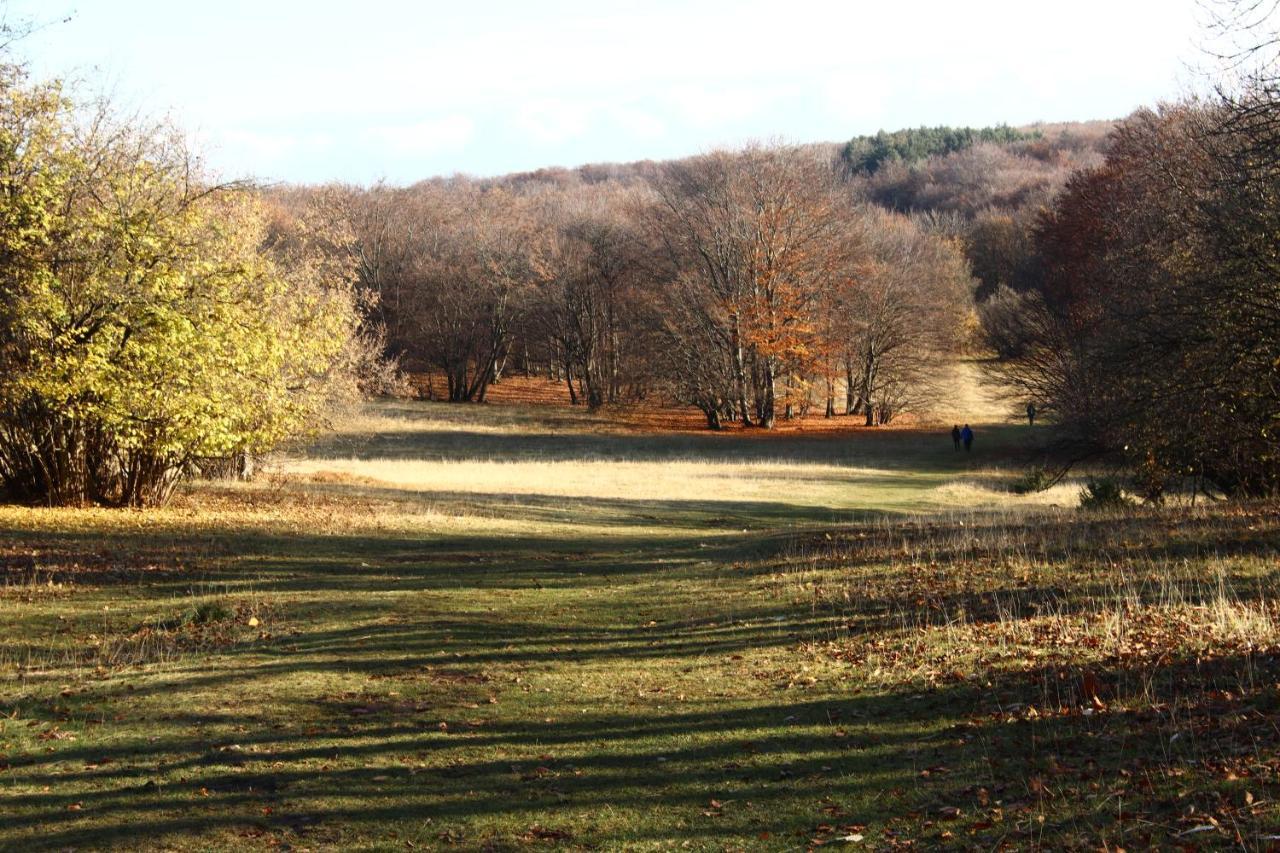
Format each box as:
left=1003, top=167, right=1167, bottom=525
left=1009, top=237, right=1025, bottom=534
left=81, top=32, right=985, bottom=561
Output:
left=309, top=118, right=1113, bottom=426
left=0, top=49, right=1125, bottom=510
left=4, top=48, right=1278, bottom=507
left=3, top=2, right=1280, bottom=850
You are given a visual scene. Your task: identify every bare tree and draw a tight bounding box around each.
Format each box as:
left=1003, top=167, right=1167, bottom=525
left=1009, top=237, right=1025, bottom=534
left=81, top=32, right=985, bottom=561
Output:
left=646, top=144, right=850, bottom=428
left=834, top=211, right=970, bottom=424
left=531, top=184, right=647, bottom=409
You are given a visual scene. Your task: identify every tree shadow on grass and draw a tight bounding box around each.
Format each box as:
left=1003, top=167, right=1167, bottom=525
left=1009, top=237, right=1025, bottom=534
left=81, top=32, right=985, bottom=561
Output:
left=4, top=649, right=1279, bottom=850
left=2, top=492, right=1278, bottom=847
left=293, top=478, right=910, bottom=528
left=803, top=504, right=1280, bottom=582
left=301, top=423, right=1029, bottom=471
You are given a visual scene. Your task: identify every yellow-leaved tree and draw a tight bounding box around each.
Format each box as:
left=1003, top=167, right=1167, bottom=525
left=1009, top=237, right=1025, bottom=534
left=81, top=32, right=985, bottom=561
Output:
left=0, top=71, right=362, bottom=506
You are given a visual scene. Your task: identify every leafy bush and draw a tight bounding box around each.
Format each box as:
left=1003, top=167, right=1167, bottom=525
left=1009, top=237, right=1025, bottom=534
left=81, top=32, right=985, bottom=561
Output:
left=1011, top=466, right=1054, bottom=494
left=185, top=601, right=232, bottom=626
left=978, top=285, right=1044, bottom=359
left=0, top=74, right=361, bottom=507
left=1078, top=477, right=1129, bottom=510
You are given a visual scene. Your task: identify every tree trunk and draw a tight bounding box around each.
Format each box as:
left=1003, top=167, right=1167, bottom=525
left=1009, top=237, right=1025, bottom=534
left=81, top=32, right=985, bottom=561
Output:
left=845, top=358, right=857, bottom=415
left=582, top=353, right=603, bottom=410
left=730, top=318, right=753, bottom=426
left=563, top=360, right=578, bottom=405
left=861, top=346, right=877, bottom=426
left=759, top=357, right=776, bottom=429
left=607, top=301, right=620, bottom=403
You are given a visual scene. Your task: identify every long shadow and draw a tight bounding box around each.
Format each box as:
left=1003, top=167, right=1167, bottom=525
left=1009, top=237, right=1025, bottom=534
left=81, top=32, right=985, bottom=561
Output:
left=0, top=484, right=891, bottom=599
left=5, top=649, right=1279, bottom=850
left=1, top=434, right=1273, bottom=847
left=303, top=422, right=1034, bottom=469
left=4, top=504, right=1277, bottom=683
left=802, top=505, right=1280, bottom=577
left=295, top=479, right=906, bottom=528
left=0, top=520, right=782, bottom=590
left=1, top=584, right=852, bottom=705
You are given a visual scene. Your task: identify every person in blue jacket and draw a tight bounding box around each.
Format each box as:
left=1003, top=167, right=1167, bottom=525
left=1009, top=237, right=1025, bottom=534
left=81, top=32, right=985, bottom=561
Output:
left=961, top=424, right=974, bottom=452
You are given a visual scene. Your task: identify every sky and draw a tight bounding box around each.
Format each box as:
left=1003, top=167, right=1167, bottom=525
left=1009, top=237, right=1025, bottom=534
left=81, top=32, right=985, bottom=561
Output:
left=11, top=0, right=1211, bottom=185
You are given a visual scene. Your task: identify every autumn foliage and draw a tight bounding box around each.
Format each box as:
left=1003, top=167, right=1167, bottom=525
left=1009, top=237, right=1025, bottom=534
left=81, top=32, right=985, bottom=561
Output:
left=327, top=144, right=972, bottom=431
left=0, top=74, right=366, bottom=506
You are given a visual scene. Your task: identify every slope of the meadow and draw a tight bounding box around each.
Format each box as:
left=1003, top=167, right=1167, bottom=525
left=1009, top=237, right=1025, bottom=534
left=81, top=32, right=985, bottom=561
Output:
left=1, top=383, right=1277, bottom=850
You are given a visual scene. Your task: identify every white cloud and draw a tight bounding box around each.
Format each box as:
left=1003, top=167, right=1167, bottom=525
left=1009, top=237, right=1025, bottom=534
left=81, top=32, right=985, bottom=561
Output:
left=666, top=84, right=788, bottom=130
left=607, top=104, right=667, bottom=139
left=514, top=99, right=591, bottom=145
left=362, top=115, right=475, bottom=155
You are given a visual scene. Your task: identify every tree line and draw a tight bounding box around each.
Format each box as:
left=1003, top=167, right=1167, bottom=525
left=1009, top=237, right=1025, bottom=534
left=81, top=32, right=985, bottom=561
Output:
left=308, top=145, right=973, bottom=430
left=839, top=124, right=1040, bottom=176
left=990, top=2, right=1280, bottom=498
left=0, top=52, right=979, bottom=510
left=4, top=0, right=1275, bottom=507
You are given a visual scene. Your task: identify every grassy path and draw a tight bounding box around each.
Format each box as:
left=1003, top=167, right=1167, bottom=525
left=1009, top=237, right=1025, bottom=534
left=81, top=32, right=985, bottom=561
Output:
left=1, top=402, right=1277, bottom=850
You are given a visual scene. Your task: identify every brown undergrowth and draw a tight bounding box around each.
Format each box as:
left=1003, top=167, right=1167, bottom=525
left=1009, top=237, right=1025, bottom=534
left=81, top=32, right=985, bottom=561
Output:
left=780, top=502, right=1280, bottom=848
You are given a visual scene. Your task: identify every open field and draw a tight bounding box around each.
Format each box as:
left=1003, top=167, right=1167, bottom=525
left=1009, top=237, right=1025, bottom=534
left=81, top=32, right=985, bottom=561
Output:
left=1, top=392, right=1278, bottom=850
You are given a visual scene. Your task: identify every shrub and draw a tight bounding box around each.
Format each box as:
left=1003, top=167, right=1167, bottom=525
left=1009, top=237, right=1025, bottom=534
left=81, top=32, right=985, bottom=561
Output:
left=185, top=601, right=232, bottom=626
left=978, top=285, right=1042, bottom=359
left=1011, top=466, right=1054, bottom=494
left=0, top=75, right=360, bottom=507
left=1078, top=477, right=1129, bottom=510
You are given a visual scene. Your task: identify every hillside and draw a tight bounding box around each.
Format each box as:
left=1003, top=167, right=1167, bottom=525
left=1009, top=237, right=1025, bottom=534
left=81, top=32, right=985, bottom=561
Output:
left=473, top=120, right=1115, bottom=304
left=483, top=121, right=1112, bottom=216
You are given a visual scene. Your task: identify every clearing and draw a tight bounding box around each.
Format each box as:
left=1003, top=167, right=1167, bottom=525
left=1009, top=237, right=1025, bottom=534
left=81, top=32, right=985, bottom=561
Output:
left=1, top=375, right=1278, bottom=850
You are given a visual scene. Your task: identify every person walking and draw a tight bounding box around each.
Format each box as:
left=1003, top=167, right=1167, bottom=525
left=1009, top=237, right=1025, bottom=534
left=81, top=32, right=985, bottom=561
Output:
left=951, top=424, right=961, bottom=450
left=961, top=423, right=974, bottom=452
left=1026, top=401, right=1037, bottom=426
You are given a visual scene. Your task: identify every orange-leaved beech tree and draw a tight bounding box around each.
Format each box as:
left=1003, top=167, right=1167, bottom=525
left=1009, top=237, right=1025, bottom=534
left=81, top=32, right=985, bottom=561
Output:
left=645, top=144, right=860, bottom=428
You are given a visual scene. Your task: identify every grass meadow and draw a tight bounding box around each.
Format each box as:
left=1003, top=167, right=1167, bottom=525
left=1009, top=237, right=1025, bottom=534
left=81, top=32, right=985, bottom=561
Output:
left=1, top=374, right=1278, bottom=850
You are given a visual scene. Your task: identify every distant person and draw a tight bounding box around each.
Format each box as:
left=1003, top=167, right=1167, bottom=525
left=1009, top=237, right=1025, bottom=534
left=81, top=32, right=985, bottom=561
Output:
left=1026, top=401, right=1037, bottom=426
left=951, top=424, right=961, bottom=450
left=961, top=423, right=974, bottom=452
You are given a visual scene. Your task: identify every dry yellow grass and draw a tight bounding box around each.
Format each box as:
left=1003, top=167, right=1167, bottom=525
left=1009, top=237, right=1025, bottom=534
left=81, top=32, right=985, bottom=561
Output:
left=275, top=371, right=1066, bottom=524
left=279, top=456, right=896, bottom=504
left=930, top=358, right=1020, bottom=426
left=273, top=454, right=1085, bottom=525
left=928, top=475, right=1081, bottom=507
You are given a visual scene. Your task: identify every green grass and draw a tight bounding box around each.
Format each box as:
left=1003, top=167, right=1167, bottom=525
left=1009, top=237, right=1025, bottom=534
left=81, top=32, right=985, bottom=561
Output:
left=1, top=400, right=1277, bottom=850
